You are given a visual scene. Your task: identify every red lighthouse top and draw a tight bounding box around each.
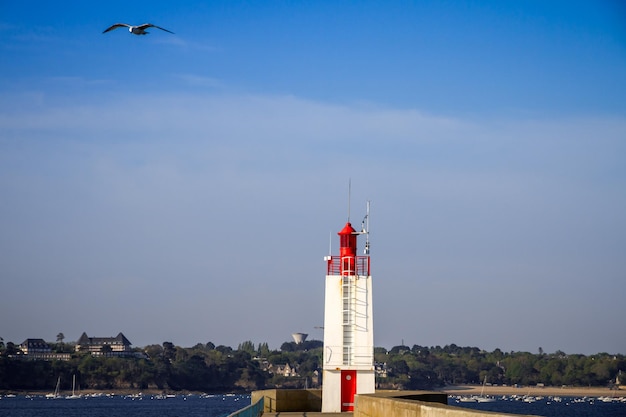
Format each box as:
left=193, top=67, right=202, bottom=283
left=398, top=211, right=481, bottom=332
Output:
left=338, top=222, right=357, bottom=258
left=326, top=221, right=370, bottom=276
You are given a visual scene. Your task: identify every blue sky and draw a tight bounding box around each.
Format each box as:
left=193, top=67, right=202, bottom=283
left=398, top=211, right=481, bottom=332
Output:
left=1, top=1, right=625, bottom=355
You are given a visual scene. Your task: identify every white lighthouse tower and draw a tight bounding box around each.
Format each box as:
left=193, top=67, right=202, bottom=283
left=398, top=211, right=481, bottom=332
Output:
left=322, top=202, right=375, bottom=413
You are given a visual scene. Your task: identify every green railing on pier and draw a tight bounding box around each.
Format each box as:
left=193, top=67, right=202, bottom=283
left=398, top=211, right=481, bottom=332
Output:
left=226, top=397, right=263, bottom=417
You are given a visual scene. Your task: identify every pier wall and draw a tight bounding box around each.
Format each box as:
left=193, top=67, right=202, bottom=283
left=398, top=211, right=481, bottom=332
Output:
left=355, top=392, right=537, bottom=417
left=251, top=389, right=321, bottom=413
left=250, top=389, right=539, bottom=417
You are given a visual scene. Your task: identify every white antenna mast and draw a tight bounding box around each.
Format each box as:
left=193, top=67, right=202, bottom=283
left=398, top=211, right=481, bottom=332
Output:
left=328, top=231, right=332, bottom=256
left=362, top=200, right=370, bottom=255
left=323, top=230, right=333, bottom=261
left=347, top=178, right=351, bottom=222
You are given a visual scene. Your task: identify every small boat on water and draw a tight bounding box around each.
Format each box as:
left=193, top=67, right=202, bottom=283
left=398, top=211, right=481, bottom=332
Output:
left=66, top=374, right=81, bottom=399
left=476, top=396, right=496, bottom=402
left=46, top=376, right=61, bottom=399
left=476, top=376, right=495, bottom=402
left=458, top=396, right=476, bottom=402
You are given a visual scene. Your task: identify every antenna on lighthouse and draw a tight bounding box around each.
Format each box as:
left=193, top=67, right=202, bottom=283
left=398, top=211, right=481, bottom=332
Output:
left=323, top=231, right=333, bottom=261
left=347, top=178, right=351, bottom=222
left=328, top=231, right=332, bottom=255
left=362, top=200, right=370, bottom=255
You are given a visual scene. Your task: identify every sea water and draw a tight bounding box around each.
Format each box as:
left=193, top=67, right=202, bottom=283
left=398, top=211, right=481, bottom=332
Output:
left=451, top=394, right=626, bottom=417
left=1, top=393, right=625, bottom=417
left=0, top=393, right=248, bottom=417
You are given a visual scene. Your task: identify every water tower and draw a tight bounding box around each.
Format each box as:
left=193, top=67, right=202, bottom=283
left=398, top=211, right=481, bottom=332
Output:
left=291, top=333, right=308, bottom=344
left=321, top=201, right=374, bottom=413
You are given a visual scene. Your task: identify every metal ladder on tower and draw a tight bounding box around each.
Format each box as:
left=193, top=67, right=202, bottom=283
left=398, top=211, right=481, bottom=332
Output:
left=342, top=274, right=357, bottom=365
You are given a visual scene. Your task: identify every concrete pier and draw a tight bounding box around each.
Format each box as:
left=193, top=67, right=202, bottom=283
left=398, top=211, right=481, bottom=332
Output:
left=249, top=389, right=540, bottom=417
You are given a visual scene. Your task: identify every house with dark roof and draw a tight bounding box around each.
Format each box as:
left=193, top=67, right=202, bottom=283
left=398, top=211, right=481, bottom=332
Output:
left=20, top=338, right=51, bottom=355
left=19, top=339, right=71, bottom=361
left=75, top=332, right=133, bottom=356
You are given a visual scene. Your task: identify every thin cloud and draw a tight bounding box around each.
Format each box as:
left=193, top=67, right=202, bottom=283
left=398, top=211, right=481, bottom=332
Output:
left=46, top=76, right=115, bottom=87
left=1, top=90, right=624, bottom=352
left=175, top=74, right=225, bottom=89
left=156, top=35, right=219, bottom=52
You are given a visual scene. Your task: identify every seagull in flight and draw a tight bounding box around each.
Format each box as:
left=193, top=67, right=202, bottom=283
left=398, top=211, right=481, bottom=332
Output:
left=103, top=23, right=174, bottom=35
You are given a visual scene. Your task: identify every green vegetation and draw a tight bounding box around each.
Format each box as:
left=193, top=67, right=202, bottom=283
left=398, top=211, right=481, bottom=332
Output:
left=0, top=340, right=623, bottom=393
left=376, top=345, right=624, bottom=390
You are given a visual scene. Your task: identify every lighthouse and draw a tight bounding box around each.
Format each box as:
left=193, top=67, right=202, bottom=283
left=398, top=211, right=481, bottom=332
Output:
left=322, top=202, right=375, bottom=413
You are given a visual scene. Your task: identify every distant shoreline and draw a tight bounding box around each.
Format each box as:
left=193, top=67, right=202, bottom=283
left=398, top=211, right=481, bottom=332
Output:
left=4, top=385, right=623, bottom=398
left=1, top=389, right=239, bottom=397
left=439, top=384, right=623, bottom=397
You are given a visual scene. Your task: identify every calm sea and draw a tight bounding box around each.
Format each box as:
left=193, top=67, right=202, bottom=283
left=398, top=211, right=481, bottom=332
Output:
left=0, top=393, right=248, bottom=417
left=1, top=393, right=625, bottom=417
left=451, top=395, right=626, bottom=417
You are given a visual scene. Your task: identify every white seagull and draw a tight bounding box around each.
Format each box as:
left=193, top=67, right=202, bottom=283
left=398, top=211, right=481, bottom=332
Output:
left=103, top=23, right=174, bottom=35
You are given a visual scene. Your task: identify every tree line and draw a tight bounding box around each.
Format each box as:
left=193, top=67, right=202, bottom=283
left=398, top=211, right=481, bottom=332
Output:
left=0, top=339, right=623, bottom=392
left=376, top=344, right=624, bottom=390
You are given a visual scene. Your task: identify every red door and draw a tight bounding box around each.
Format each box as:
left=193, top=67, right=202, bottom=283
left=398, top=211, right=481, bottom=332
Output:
left=341, top=370, right=357, bottom=412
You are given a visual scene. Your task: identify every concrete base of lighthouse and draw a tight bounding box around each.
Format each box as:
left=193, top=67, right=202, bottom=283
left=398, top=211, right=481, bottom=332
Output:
left=321, top=369, right=375, bottom=413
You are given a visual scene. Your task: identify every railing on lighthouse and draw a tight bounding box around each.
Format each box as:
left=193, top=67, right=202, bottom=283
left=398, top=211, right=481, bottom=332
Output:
left=325, top=255, right=370, bottom=276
